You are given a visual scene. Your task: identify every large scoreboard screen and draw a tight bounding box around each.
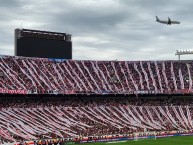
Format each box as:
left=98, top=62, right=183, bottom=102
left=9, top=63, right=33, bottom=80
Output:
left=15, top=29, right=72, bottom=59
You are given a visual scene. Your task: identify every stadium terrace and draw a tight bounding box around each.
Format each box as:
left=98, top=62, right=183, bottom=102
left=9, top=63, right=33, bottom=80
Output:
left=0, top=55, right=193, bottom=95
left=0, top=55, right=193, bottom=144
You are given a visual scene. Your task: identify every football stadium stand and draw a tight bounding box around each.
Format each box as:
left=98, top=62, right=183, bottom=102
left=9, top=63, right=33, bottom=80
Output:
left=0, top=55, right=193, bottom=95
left=0, top=96, right=192, bottom=143
left=0, top=55, right=193, bottom=143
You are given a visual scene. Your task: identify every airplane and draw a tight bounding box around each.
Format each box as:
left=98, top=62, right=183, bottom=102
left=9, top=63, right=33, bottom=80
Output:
left=156, top=16, right=180, bottom=25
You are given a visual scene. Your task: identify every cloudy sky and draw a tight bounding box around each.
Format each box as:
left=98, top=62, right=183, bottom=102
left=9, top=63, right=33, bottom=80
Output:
left=0, top=0, right=193, bottom=61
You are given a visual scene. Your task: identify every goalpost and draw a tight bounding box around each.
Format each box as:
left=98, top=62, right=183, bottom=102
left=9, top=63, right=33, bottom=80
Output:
left=133, top=132, right=157, bottom=141
left=133, top=133, right=139, bottom=141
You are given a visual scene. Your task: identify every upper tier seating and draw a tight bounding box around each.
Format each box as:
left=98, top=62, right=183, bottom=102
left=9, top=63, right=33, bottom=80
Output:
left=0, top=55, right=192, bottom=94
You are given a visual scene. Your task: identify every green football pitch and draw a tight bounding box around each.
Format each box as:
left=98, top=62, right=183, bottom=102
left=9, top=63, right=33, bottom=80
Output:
left=80, top=136, right=193, bottom=145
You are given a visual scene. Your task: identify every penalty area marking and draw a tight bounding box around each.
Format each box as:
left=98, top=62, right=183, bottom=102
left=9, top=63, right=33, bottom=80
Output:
left=106, top=141, right=127, bottom=144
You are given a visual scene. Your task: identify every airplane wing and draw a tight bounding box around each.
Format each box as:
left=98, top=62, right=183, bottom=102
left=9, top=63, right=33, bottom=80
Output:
left=168, top=17, right=171, bottom=25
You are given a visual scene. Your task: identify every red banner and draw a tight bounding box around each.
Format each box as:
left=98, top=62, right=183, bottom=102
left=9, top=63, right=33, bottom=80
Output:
left=0, top=88, right=27, bottom=94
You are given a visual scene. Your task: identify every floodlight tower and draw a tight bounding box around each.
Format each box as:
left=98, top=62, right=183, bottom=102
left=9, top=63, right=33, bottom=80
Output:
left=175, top=49, right=193, bottom=60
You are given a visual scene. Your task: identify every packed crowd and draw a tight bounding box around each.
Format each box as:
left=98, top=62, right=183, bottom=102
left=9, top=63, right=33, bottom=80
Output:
left=0, top=55, right=193, bottom=94
left=1, top=55, right=193, bottom=143
left=0, top=95, right=192, bottom=142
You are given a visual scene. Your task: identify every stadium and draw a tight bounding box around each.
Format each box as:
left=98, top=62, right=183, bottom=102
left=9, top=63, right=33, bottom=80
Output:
left=1, top=1, right=193, bottom=144
left=0, top=54, right=193, bottom=145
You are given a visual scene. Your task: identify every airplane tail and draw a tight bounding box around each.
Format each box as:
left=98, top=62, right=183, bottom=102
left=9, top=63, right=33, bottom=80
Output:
left=156, top=16, right=159, bottom=21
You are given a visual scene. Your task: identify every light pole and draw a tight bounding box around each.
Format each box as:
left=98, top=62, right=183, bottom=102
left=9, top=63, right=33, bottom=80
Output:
left=175, top=50, right=193, bottom=60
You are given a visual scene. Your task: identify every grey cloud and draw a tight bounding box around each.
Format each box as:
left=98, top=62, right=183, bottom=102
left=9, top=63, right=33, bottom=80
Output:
left=0, top=0, right=192, bottom=61
left=0, top=0, right=22, bottom=8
